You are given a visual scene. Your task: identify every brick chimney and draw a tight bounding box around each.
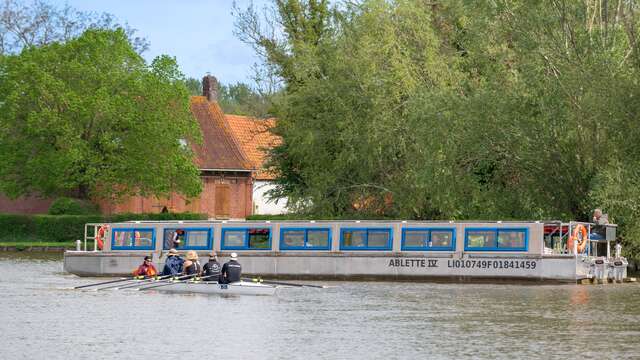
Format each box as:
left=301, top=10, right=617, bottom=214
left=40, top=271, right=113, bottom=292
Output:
left=202, top=74, right=219, bottom=102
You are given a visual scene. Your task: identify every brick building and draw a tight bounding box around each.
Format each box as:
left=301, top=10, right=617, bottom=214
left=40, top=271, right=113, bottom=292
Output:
left=0, top=75, right=284, bottom=219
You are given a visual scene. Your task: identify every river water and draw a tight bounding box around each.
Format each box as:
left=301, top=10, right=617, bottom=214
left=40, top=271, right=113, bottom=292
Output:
left=1, top=253, right=639, bottom=359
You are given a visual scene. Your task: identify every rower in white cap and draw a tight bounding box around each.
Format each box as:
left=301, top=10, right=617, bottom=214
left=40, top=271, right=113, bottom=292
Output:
left=221, top=252, right=242, bottom=284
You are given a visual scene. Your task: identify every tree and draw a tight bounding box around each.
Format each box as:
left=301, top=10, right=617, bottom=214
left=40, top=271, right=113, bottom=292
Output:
left=184, top=77, right=202, bottom=96
left=185, top=76, right=275, bottom=117
left=236, top=0, right=640, bottom=261
left=0, top=0, right=149, bottom=54
left=0, top=29, right=202, bottom=201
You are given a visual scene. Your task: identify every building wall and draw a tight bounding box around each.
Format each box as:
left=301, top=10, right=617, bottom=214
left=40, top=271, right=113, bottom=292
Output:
left=0, top=194, right=54, bottom=214
left=253, top=180, right=288, bottom=215
left=98, top=174, right=253, bottom=219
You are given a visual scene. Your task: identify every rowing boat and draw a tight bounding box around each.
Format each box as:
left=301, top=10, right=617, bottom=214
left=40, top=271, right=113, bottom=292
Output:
left=155, top=281, right=278, bottom=296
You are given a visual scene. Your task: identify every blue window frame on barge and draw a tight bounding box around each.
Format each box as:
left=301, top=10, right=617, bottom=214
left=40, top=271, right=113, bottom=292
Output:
left=221, top=227, right=272, bottom=250
left=280, top=228, right=331, bottom=250
left=340, top=228, right=392, bottom=251
left=464, top=228, right=528, bottom=251
left=401, top=228, right=455, bottom=251
left=111, top=228, right=155, bottom=250
left=163, top=228, right=212, bottom=250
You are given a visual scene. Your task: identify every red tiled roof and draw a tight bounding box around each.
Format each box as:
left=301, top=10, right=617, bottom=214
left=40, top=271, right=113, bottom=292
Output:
left=190, top=96, right=252, bottom=171
left=224, top=114, right=280, bottom=180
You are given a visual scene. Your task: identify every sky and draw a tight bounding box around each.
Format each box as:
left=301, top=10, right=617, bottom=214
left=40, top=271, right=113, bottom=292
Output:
left=49, top=0, right=267, bottom=85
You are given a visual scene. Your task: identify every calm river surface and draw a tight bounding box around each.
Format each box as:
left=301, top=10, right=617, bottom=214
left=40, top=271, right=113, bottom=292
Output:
left=1, top=252, right=639, bottom=359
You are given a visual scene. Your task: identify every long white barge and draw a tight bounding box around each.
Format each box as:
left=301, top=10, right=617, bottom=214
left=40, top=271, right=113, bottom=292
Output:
left=63, top=220, right=627, bottom=283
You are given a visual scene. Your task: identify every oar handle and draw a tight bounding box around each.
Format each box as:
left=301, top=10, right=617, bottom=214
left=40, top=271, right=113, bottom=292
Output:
left=100, top=274, right=174, bottom=291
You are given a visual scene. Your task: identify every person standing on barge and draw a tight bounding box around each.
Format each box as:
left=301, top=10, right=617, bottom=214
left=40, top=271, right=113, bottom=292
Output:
left=591, top=208, right=609, bottom=240
left=183, top=250, right=202, bottom=277
left=133, top=256, right=158, bottom=277
left=202, top=252, right=222, bottom=282
left=165, top=229, right=185, bottom=249
left=162, top=249, right=184, bottom=276
left=221, top=253, right=242, bottom=284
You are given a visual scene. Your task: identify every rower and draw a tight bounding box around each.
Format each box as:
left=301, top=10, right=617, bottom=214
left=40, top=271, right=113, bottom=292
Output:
left=221, top=252, right=241, bottom=284
left=162, top=248, right=184, bottom=276
left=202, top=251, right=222, bottom=282
left=133, top=256, right=158, bottom=277
left=183, top=250, right=202, bottom=276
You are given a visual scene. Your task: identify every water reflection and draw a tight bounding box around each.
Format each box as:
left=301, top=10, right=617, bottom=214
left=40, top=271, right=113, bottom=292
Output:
left=0, top=253, right=639, bottom=359
left=569, top=285, right=589, bottom=305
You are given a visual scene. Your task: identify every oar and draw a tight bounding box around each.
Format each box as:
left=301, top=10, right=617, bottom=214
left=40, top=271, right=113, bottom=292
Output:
left=74, top=276, right=139, bottom=289
left=242, top=277, right=327, bottom=289
left=99, top=274, right=174, bottom=291
left=138, top=274, right=218, bottom=291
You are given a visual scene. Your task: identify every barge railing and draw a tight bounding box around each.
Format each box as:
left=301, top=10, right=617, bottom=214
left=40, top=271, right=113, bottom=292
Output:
left=80, top=223, right=105, bottom=252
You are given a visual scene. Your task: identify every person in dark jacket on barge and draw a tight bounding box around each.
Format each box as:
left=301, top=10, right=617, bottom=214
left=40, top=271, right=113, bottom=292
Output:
left=202, top=252, right=222, bottom=282
left=183, top=250, right=202, bottom=276
left=162, top=248, right=184, bottom=276
left=221, top=252, right=241, bottom=284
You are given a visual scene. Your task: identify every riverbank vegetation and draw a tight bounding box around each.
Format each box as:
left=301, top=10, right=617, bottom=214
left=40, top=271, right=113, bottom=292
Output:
left=0, top=212, right=207, bottom=244
left=236, top=0, right=640, bottom=259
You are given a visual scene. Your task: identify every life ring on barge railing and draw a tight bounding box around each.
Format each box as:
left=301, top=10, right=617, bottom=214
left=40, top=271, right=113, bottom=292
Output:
left=96, top=225, right=108, bottom=250
left=567, top=224, right=588, bottom=254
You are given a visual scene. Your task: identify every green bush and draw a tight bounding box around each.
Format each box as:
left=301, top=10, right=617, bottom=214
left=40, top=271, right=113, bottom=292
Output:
left=0, top=213, right=35, bottom=240
left=106, top=212, right=207, bottom=222
left=0, top=212, right=208, bottom=243
left=247, top=214, right=309, bottom=221
left=48, top=197, right=100, bottom=215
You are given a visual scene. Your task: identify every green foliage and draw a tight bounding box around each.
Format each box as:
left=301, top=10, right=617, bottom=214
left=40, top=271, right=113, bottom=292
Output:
left=183, top=77, right=275, bottom=117
left=48, top=197, right=100, bottom=215
left=219, top=82, right=273, bottom=117
left=237, top=0, right=640, bottom=259
left=184, top=77, right=202, bottom=96
left=0, top=0, right=149, bottom=55
left=0, top=29, right=203, bottom=202
left=0, top=212, right=208, bottom=243
left=105, top=212, right=207, bottom=222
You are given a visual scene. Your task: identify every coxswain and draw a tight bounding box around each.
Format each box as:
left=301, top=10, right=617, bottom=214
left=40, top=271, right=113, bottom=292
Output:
left=202, top=251, right=222, bottom=282
left=161, top=248, right=184, bottom=276
left=221, top=252, right=242, bottom=284
left=183, top=250, right=202, bottom=277
left=133, top=256, right=158, bottom=278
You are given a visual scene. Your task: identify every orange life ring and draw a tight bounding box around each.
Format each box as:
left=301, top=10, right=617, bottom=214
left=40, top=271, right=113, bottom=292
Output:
left=96, top=225, right=107, bottom=250
left=567, top=224, right=588, bottom=254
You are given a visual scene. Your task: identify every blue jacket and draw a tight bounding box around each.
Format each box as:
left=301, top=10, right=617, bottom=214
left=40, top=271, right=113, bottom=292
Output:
left=162, top=255, right=184, bottom=276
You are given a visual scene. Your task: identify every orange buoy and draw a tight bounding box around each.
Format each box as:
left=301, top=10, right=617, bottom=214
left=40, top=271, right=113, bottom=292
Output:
left=567, top=224, right=588, bottom=254
left=96, top=225, right=108, bottom=250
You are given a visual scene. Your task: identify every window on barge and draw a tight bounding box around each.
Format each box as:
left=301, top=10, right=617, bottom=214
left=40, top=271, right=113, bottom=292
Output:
left=464, top=228, right=528, bottom=251
left=221, top=228, right=271, bottom=250
left=280, top=228, right=331, bottom=250
left=163, top=228, right=212, bottom=250
left=112, top=229, right=155, bottom=250
left=340, top=228, right=392, bottom=250
left=402, top=228, right=455, bottom=251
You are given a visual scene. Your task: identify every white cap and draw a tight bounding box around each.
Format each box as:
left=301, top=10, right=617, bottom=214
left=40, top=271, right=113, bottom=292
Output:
left=230, top=252, right=238, bottom=259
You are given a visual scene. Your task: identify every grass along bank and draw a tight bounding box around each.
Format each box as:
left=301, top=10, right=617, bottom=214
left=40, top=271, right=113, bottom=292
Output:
left=0, top=241, right=84, bottom=251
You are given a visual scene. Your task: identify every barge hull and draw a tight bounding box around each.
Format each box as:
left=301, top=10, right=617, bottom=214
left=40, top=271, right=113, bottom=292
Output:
left=64, top=252, right=592, bottom=283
